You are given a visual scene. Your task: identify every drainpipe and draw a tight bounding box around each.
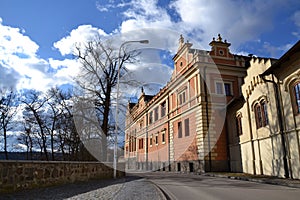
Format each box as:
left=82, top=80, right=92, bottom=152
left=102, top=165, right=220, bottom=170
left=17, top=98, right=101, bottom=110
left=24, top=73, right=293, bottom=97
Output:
left=167, top=94, right=171, bottom=171
left=225, top=118, right=232, bottom=172
left=145, top=112, right=149, bottom=171
left=259, top=74, right=289, bottom=178
left=203, top=66, right=212, bottom=171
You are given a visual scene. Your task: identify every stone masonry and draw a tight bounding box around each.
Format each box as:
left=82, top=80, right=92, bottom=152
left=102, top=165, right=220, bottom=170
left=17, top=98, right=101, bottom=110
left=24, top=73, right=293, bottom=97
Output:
left=0, top=160, right=125, bottom=193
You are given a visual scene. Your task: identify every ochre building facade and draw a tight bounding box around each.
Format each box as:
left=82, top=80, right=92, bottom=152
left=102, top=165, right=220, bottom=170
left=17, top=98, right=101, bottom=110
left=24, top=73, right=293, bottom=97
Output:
left=124, top=35, right=300, bottom=179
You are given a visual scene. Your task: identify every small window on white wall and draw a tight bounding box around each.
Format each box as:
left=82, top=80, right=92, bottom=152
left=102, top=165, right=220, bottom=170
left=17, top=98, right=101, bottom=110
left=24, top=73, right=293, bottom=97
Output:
left=254, top=100, right=269, bottom=129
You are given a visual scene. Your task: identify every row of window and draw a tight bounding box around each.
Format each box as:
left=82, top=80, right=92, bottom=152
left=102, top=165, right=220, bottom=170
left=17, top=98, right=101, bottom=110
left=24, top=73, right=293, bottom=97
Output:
left=128, top=136, right=136, bottom=152
left=236, top=82, right=300, bottom=137
left=150, top=131, right=166, bottom=147
left=128, top=130, right=167, bottom=151
left=129, top=118, right=191, bottom=150
left=148, top=81, right=233, bottom=126
left=235, top=100, right=269, bottom=137
left=149, top=101, right=166, bottom=124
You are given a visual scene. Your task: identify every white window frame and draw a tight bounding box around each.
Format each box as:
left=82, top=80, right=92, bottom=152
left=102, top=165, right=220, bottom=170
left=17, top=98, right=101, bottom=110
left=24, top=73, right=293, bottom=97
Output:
left=214, top=81, right=233, bottom=96
left=161, top=130, right=166, bottom=144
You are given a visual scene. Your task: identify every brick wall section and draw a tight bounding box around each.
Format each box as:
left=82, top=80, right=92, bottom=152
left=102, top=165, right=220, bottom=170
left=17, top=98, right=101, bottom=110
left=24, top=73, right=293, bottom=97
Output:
left=0, top=161, right=125, bottom=193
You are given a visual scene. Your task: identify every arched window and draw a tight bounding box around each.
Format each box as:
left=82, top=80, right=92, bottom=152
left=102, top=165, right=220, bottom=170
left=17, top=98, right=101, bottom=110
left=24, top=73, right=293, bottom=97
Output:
left=236, top=114, right=243, bottom=136
left=255, top=104, right=263, bottom=128
left=261, top=101, right=269, bottom=126
left=254, top=100, right=268, bottom=129
left=293, top=82, right=300, bottom=114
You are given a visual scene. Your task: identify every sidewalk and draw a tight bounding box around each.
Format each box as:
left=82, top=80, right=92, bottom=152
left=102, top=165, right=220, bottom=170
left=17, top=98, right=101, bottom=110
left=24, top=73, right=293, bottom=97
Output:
left=204, top=172, right=300, bottom=188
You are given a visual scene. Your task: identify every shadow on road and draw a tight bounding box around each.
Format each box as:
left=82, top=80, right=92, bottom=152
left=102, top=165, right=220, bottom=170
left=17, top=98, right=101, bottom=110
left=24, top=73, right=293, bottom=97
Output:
left=0, top=176, right=142, bottom=200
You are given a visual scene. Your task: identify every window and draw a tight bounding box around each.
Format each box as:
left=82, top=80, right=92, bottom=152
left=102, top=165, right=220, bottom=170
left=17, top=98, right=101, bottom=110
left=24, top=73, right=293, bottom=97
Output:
left=255, top=104, right=263, bottom=128
left=262, top=101, right=269, bottom=126
left=216, top=82, right=223, bottom=94
left=149, top=136, right=153, bottom=146
left=139, top=120, right=143, bottom=129
left=178, top=90, right=186, bottom=105
left=154, top=107, right=159, bottom=121
left=293, top=82, right=300, bottom=114
left=254, top=100, right=268, bottom=129
left=161, top=101, right=166, bottom=117
left=155, top=134, right=158, bottom=145
left=224, top=83, right=231, bottom=96
left=236, top=114, right=243, bottom=136
left=133, top=137, right=136, bottom=151
left=184, top=118, right=190, bottom=136
left=219, top=49, right=224, bottom=56
left=216, top=82, right=232, bottom=96
left=178, top=121, right=182, bottom=138
left=139, top=138, right=144, bottom=149
left=162, top=131, right=166, bottom=144
left=149, top=111, right=153, bottom=124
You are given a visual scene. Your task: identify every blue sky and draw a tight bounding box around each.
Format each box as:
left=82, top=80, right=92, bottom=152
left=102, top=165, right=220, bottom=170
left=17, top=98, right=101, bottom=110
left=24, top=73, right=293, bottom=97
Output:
left=0, top=0, right=300, bottom=91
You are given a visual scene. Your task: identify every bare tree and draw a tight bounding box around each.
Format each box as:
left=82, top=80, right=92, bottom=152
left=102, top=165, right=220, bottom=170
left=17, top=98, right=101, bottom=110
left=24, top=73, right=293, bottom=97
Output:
left=19, top=122, right=33, bottom=160
left=48, top=87, right=82, bottom=161
left=0, top=89, right=18, bottom=159
left=21, top=90, right=50, bottom=160
left=73, top=38, right=139, bottom=161
left=46, top=87, right=63, bottom=160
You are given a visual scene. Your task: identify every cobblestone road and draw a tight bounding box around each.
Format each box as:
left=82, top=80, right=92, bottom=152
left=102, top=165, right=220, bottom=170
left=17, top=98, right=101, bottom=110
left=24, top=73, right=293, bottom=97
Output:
left=0, top=176, right=166, bottom=200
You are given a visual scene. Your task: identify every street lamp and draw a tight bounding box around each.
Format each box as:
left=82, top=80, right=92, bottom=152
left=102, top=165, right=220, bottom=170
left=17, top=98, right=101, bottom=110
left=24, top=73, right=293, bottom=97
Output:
left=114, top=39, right=149, bottom=178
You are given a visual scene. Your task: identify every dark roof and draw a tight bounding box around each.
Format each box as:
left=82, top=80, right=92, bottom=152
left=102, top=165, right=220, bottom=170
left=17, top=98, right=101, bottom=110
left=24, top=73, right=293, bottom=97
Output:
left=128, top=102, right=136, bottom=109
left=262, top=40, right=300, bottom=76
left=143, top=95, right=154, bottom=102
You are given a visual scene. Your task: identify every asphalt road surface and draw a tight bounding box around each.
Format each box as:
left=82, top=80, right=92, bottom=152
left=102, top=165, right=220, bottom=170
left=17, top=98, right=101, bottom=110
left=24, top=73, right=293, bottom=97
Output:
left=137, top=172, right=300, bottom=200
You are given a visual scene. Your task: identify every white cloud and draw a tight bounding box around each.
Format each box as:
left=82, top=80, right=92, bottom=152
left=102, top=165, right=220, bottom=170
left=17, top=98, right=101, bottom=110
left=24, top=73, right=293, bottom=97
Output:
left=54, top=25, right=108, bottom=56
left=113, top=0, right=294, bottom=52
left=292, top=10, right=300, bottom=27
left=2, top=0, right=298, bottom=92
left=263, top=42, right=294, bottom=57
left=96, top=0, right=131, bottom=12
left=0, top=19, right=81, bottom=91
left=292, top=10, right=300, bottom=38
left=120, top=0, right=174, bottom=32
left=49, top=58, right=81, bottom=84
left=170, top=0, right=290, bottom=49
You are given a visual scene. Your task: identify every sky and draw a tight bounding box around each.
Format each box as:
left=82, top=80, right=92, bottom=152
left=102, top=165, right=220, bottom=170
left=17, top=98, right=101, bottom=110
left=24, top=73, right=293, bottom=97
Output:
left=0, top=0, right=300, bottom=92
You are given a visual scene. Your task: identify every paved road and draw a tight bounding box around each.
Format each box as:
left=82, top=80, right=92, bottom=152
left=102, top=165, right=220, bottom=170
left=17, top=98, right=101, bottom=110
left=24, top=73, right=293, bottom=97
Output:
left=0, top=176, right=165, bottom=200
left=138, top=172, right=300, bottom=200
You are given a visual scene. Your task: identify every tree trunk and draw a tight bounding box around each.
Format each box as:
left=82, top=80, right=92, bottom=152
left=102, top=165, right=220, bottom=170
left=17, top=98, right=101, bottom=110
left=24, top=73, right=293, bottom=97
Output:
left=101, top=84, right=112, bottom=162
left=4, top=126, right=8, bottom=160
left=51, top=131, right=54, bottom=161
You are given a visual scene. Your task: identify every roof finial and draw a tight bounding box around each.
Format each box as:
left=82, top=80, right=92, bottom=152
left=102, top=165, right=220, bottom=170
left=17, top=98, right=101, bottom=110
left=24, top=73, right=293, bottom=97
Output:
left=141, top=86, right=144, bottom=94
left=179, top=34, right=184, bottom=44
left=217, top=34, right=222, bottom=42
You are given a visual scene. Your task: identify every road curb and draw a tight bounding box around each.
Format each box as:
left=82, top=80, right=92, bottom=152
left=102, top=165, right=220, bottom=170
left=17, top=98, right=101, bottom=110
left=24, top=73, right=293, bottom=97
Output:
left=149, top=181, right=170, bottom=200
left=203, top=173, right=300, bottom=189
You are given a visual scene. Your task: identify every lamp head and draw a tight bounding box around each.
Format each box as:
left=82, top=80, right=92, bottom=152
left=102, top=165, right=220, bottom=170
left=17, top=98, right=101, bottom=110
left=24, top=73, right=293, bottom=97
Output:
left=139, top=40, right=149, bottom=44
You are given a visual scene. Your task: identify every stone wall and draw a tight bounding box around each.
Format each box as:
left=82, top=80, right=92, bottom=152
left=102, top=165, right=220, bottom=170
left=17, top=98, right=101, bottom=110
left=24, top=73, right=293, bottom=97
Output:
left=0, top=160, right=125, bottom=193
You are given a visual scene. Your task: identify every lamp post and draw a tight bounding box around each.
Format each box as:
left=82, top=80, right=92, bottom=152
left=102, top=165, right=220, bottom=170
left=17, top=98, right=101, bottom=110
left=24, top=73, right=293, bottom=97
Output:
left=114, top=39, right=149, bottom=178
